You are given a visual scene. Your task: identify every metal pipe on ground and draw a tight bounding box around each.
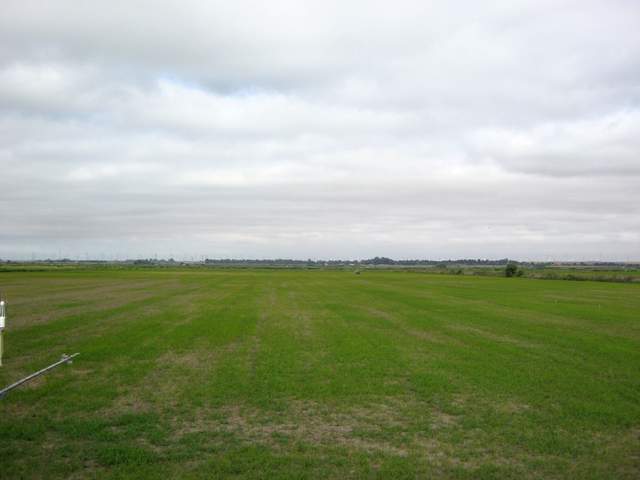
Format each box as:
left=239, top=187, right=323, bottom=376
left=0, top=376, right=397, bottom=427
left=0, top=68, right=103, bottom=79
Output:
left=0, top=353, right=80, bottom=399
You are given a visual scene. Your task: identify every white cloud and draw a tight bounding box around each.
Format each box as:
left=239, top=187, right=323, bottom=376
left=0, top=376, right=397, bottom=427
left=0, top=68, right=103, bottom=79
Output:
left=469, top=110, right=640, bottom=176
left=0, top=0, right=639, bottom=260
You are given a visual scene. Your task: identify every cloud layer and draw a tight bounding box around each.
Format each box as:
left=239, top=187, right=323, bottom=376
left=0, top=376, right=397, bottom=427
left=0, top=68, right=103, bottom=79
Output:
left=1, top=0, right=639, bottom=260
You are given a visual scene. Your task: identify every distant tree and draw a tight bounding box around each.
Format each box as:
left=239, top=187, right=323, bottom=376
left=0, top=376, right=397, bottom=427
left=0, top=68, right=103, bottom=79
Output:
left=505, top=262, right=518, bottom=277
left=365, top=257, right=396, bottom=265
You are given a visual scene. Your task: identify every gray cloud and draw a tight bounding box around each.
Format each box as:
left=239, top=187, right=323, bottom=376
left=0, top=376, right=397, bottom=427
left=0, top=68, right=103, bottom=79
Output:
left=1, top=0, right=639, bottom=260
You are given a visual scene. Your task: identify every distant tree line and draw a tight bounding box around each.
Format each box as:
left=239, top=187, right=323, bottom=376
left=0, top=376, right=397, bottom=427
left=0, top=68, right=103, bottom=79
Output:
left=202, top=257, right=525, bottom=266
left=2, top=258, right=635, bottom=269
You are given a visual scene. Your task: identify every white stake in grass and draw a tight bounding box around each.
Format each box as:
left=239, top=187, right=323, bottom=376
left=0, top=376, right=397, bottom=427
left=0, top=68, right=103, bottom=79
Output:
left=0, top=298, right=6, bottom=367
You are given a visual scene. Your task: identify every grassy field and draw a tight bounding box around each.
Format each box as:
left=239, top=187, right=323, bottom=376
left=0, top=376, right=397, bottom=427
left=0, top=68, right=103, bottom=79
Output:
left=0, top=269, right=638, bottom=479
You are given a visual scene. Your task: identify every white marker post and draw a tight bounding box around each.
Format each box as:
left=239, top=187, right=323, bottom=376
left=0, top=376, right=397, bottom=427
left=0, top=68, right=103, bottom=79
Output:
left=0, top=299, right=5, bottom=367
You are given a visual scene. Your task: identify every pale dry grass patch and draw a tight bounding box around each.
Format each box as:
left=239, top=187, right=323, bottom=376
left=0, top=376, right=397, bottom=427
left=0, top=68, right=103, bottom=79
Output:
left=169, top=396, right=468, bottom=458
left=105, top=342, right=241, bottom=415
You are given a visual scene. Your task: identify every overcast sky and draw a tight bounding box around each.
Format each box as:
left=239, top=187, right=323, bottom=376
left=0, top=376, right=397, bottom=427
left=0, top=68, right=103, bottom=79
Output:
left=1, top=0, right=639, bottom=261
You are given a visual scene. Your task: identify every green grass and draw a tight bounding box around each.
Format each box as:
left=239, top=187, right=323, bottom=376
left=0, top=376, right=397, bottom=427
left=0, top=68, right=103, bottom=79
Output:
left=1, top=268, right=638, bottom=479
